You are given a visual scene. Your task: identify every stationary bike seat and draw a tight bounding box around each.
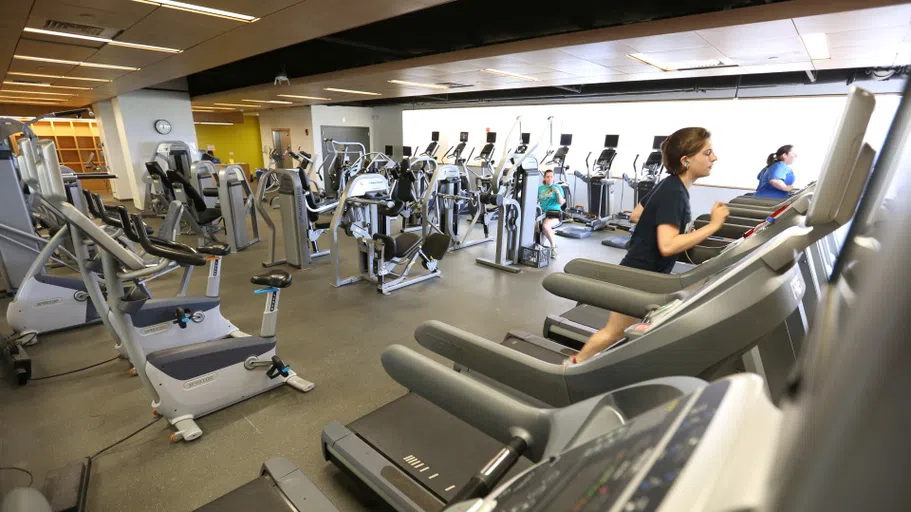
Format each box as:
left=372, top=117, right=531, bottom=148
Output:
left=251, top=270, right=292, bottom=288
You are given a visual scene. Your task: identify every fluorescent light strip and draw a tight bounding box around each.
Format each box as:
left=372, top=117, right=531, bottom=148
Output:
left=133, top=0, right=258, bottom=22
left=194, top=121, right=234, bottom=125
left=0, top=96, right=64, bottom=103
left=277, top=94, right=332, bottom=101
left=241, top=99, right=294, bottom=105
left=7, top=72, right=110, bottom=83
left=387, top=80, right=449, bottom=91
left=323, top=87, right=381, bottom=96
left=192, top=105, right=234, bottom=110
left=14, top=55, right=139, bottom=71
left=480, top=69, right=539, bottom=81
left=214, top=103, right=261, bottom=108
left=0, top=89, right=75, bottom=97
left=801, top=33, right=830, bottom=60
left=22, top=27, right=182, bottom=54
left=626, top=54, right=670, bottom=71
left=3, top=81, right=93, bottom=91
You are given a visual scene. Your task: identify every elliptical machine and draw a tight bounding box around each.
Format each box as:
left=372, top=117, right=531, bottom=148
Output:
left=558, top=134, right=620, bottom=239
left=602, top=135, right=666, bottom=249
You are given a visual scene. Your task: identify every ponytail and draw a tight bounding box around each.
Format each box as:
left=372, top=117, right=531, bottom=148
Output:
left=766, top=153, right=777, bottom=166
left=766, top=144, right=794, bottom=167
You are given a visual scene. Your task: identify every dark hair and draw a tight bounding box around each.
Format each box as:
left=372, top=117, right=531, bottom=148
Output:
left=661, top=127, right=712, bottom=174
left=543, top=169, right=554, bottom=176
left=767, top=145, right=793, bottom=166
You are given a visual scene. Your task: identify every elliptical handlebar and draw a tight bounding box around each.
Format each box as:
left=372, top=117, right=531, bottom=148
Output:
left=129, top=214, right=206, bottom=267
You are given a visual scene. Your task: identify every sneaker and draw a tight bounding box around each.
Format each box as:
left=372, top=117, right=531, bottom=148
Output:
left=551, top=246, right=558, bottom=258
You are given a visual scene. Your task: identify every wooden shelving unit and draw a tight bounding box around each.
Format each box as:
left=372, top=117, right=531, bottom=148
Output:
left=11, top=119, right=110, bottom=193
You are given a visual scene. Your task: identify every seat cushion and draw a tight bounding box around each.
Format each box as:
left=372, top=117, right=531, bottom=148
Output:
left=198, top=242, right=231, bottom=256
left=197, top=207, right=222, bottom=225
left=392, top=232, right=421, bottom=258
left=251, top=270, right=292, bottom=288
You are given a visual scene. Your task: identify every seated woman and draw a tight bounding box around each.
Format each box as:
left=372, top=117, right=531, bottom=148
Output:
left=567, top=127, right=730, bottom=365
left=537, top=169, right=566, bottom=256
left=754, top=145, right=797, bottom=199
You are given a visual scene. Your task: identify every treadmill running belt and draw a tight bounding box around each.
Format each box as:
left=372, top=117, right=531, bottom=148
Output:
left=196, top=475, right=292, bottom=511
left=349, top=393, right=532, bottom=503
left=501, top=335, right=574, bottom=364
left=562, top=304, right=612, bottom=328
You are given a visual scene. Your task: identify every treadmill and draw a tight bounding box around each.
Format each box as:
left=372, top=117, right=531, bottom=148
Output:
left=195, top=458, right=338, bottom=511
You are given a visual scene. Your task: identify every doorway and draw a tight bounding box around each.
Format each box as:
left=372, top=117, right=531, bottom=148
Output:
left=271, top=129, right=292, bottom=168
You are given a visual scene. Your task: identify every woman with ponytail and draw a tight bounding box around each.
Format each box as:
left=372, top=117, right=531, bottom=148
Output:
left=755, top=145, right=797, bottom=198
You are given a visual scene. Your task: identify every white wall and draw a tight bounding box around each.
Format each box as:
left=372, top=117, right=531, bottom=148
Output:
left=310, top=105, right=375, bottom=162
left=110, top=89, right=197, bottom=209
left=92, top=99, right=131, bottom=200
left=403, top=94, right=902, bottom=213
left=256, top=106, right=315, bottom=165
left=372, top=105, right=405, bottom=156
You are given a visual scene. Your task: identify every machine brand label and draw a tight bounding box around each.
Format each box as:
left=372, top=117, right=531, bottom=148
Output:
left=140, top=322, right=172, bottom=336
left=36, top=298, right=63, bottom=307
left=184, top=373, right=217, bottom=390
left=790, top=274, right=806, bottom=302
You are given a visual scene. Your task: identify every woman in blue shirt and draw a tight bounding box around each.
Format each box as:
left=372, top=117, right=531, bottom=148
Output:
left=755, top=145, right=797, bottom=199
left=538, top=169, right=565, bottom=255
left=566, top=127, right=730, bottom=365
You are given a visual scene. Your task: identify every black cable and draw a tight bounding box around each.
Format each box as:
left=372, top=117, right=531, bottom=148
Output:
left=31, top=356, right=119, bottom=381
left=0, top=467, right=34, bottom=487
left=90, top=416, right=163, bottom=461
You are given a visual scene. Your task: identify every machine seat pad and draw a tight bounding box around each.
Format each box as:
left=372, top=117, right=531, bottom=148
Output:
left=197, top=207, right=222, bottom=225
left=251, top=270, right=292, bottom=288
left=314, top=213, right=334, bottom=230
left=423, top=233, right=451, bottom=260
left=198, top=243, right=231, bottom=256
left=203, top=187, right=219, bottom=197
left=374, top=232, right=421, bottom=260
left=147, top=336, right=277, bottom=381
left=377, top=200, right=406, bottom=218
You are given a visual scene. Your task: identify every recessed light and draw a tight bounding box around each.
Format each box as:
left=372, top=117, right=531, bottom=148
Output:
left=480, top=69, right=539, bottom=81
left=241, top=99, right=293, bottom=104
left=387, top=80, right=449, bottom=91
left=214, top=103, right=261, bottom=108
left=801, top=33, right=830, bottom=60
left=277, top=94, right=332, bottom=101
left=0, top=89, right=75, bottom=97
left=194, top=121, right=235, bottom=125
left=7, top=72, right=110, bottom=83
left=133, top=0, right=258, bottom=23
left=22, top=28, right=182, bottom=53
left=323, top=87, right=381, bottom=96
left=13, top=55, right=140, bottom=71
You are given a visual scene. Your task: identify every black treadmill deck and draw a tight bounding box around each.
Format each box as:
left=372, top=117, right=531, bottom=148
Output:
left=348, top=393, right=532, bottom=503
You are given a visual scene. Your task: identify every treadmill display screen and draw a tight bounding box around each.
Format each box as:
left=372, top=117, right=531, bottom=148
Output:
left=652, top=136, right=667, bottom=150
left=604, top=134, right=619, bottom=148
left=384, top=145, right=393, bottom=157
left=460, top=131, right=469, bottom=142
left=520, top=132, right=531, bottom=144
left=431, top=131, right=440, bottom=141
left=560, top=134, right=573, bottom=146
left=403, top=146, right=413, bottom=157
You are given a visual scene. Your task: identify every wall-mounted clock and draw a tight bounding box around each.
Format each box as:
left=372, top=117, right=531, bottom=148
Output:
left=154, top=119, right=172, bottom=135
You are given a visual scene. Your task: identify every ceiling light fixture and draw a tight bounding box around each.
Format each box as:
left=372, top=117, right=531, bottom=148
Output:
left=0, top=95, right=64, bottom=103
left=480, top=69, right=539, bottom=81
left=214, top=103, right=260, bottom=108
left=0, top=89, right=75, bottom=97
left=191, top=105, right=234, bottom=110
left=7, top=72, right=110, bottom=83
left=626, top=53, right=671, bottom=71
left=133, top=0, right=258, bottom=23
left=14, top=55, right=139, bottom=71
left=3, top=81, right=92, bottom=91
left=22, top=28, right=182, bottom=53
left=194, top=121, right=234, bottom=126
left=241, top=99, right=293, bottom=105
left=801, top=33, right=830, bottom=60
left=387, top=80, right=449, bottom=90
left=323, top=87, right=381, bottom=96
left=277, top=94, right=332, bottom=101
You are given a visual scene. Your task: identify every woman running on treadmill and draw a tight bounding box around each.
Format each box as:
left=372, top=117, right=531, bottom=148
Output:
left=567, top=127, right=730, bottom=365
left=754, top=145, right=797, bottom=199
left=538, top=169, right=565, bottom=256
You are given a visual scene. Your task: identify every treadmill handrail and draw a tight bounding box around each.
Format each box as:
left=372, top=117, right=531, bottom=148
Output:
left=542, top=273, right=680, bottom=317
left=563, top=258, right=686, bottom=294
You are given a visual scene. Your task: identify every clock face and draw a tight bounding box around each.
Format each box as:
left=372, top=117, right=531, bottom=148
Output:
left=154, top=119, right=172, bottom=135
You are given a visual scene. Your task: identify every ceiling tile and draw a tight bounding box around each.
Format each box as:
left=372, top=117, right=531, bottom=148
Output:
left=620, top=32, right=710, bottom=53
left=638, top=46, right=730, bottom=67
left=728, top=52, right=809, bottom=67
left=560, top=41, right=638, bottom=60
left=713, top=37, right=807, bottom=59
left=84, top=45, right=173, bottom=68
left=697, top=19, right=798, bottom=48
left=15, top=39, right=99, bottom=61
left=793, top=4, right=911, bottom=34
left=28, top=0, right=155, bottom=30
left=826, top=26, right=910, bottom=49
left=828, top=44, right=900, bottom=63
left=8, top=58, right=78, bottom=75
left=63, top=66, right=132, bottom=81
left=117, top=7, right=241, bottom=50
left=546, top=60, right=618, bottom=76
left=609, top=61, right=666, bottom=74
left=188, top=0, right=301, bottom=18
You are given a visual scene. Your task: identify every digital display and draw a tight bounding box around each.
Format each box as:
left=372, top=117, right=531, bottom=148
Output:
left=403, top=146, right=412, bottom=157
left=604, top=135, right=619, bottom=148
left=431, top=131, right=439, bottom=141
left=520, top=132, right=530, bottom=144
left=487, top=132, right=497, bottom=143
left=460, top=131, right=469, bottom=142
left=384, top=145, right=393, bottom=156
left=653, top=136, right=667, bottom=150
left=560, top=134, right=573, bottom=146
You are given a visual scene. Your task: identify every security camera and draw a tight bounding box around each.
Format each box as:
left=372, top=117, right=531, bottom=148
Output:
left=274, top=73, right=290, bottom=86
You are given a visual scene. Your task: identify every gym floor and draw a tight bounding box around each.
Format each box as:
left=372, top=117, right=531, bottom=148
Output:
left=0, top=212, right=627, bottom=511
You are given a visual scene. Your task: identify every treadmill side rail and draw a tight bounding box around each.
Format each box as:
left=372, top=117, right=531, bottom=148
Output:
left=564, top=258, right=686, bottom=293
left=542, top=273, right=679, bottom=318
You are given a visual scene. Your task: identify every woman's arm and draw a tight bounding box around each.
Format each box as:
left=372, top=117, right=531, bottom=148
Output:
left=769, top=178, right=793, bottom=192
left=656, top=201, right=729, bottom=257
left=555, top=186, right=566, bottom=206
left=630, top=202, right=644, bottom=223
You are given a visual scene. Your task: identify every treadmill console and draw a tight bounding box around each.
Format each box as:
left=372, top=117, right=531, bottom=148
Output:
left=475, top=381, right=732, bottom=512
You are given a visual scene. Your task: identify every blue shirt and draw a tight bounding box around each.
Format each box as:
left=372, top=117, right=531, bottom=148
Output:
left=538, top=184, right=564, bottom=212
left=621, top=175, right=691, bottom=274
left=755, top=161, right=795, bottom=199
